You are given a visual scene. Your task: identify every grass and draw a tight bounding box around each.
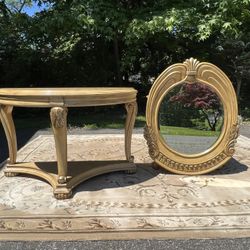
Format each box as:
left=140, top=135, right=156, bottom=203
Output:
left=6, top=108, right=220, bottom=137
left=10, top=109, right=146, bottom=130
left=160, top=125, right=221, bottom=136
left=69, top=114, right=146, bottom=129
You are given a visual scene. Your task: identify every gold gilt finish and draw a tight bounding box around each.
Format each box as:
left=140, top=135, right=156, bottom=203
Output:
left=145, top=58, right=239, bottom=175
left=0, top=87, right=137, bottom=199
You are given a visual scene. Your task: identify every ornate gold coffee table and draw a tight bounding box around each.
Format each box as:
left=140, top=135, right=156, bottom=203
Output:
left=0, top=87, right=137, bottom=199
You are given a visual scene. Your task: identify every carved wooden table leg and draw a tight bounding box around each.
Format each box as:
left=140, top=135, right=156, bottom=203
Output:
left=125, top=101, right=138, bottom=173
left=50, top=107, right=72, bottom=199
left=0, top=105, right=18, bottom=177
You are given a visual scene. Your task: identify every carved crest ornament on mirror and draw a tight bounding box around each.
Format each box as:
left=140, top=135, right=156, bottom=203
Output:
left=144, top=58, right=239, bottom=175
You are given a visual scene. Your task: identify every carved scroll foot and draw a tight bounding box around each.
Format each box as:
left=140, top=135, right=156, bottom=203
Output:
left=0, top=105, right=17, bottom=164
left=124, top=162, right=137, bottom=174
left=4, top=171, right=19, bottom=177
left=125, top=101, right=138, bottom=162
left=125, top=168, right=137, bottom=174
left=54, top=188, right=72, bottom=200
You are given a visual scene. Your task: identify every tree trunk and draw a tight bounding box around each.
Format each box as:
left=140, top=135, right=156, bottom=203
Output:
left=201, top=109, right=213, bottom=131
left=236, top=76, right=242, bottom=100
left=0, top=1, right=11, bottom=19
left=113, top=35, right=122, bottom=85
left=211, top=124, right=216, bottom=131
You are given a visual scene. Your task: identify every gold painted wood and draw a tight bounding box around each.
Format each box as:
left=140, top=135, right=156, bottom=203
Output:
left=0, top=87, right=137, bottom=107
left=0, top=105, right=17, bottom=164
left=0, top=87, right=137, bottom=199
left=50, top=107, right=69, bottom=183
left=145, top=58, right=239, bottom=175
left=125, top=101, right=138, bottom=163
left=5, top=160, right=136, bottom=199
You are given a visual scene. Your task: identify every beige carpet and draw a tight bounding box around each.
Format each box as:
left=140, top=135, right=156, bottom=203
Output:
left=0, top=134, right=250, bottom=240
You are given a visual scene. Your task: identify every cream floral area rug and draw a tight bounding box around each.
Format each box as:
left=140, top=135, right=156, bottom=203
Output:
left=0, top=134, right=250, bottom=240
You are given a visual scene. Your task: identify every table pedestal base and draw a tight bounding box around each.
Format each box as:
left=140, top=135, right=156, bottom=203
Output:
left=4, top=161, right=136, bottom=199
left=0, top=87, right=138, bottom=199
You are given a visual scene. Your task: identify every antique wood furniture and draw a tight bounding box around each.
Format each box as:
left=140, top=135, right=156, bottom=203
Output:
left=144, top=58, right=239, bottom=175
left=0, top=87, right=137, bottom=199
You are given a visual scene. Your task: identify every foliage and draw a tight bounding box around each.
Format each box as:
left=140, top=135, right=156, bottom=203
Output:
left=159, top=84, right=200, bottom=128
left=0, top=0, right=250, bottom=111
left=160, top=125, right=220, bottom=137
left=213, top=38, right=250, bottom=102
left=169, top=83, right=223, bottom=131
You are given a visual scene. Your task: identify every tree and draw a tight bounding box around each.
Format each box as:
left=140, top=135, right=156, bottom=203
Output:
left=170, top=83, right=222, bottom=131
left=214, top=39, right=250, bottom=101
left=0, top=0, right=250, bottom=111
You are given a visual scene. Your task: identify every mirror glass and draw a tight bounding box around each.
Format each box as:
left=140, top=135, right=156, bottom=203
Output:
left=158, top=82, right=224, bottom=155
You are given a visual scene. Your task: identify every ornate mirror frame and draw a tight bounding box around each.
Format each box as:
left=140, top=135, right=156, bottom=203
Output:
left=144, top=58, right=239, bottom=175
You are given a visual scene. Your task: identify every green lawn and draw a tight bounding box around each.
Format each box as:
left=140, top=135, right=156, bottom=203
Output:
left=11, top=109, right=146, bottom=130
left=70, top=114, right=146, bottom=129
left=6, top=110, right=221, bottom=137
left=160, top=125, right=221, bottom=136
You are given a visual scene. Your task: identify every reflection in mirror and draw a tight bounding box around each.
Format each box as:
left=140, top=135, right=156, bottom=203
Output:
left=159, top=82, right=224, bottom=155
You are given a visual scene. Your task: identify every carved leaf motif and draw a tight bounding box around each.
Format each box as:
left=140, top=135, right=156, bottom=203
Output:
left=143, top=125, right=159, bottom=159
left=183, top=58, right=200, bottom=83
left=50, top=107, right=68, bottom=128
left=224, top=122, right=240, bottom=156
left=156, top=152, right=227, bottom=173
left=184, top=58, right=200, bottom=72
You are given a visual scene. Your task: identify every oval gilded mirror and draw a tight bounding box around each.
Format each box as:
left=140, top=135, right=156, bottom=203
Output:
left=158, top=82, right=224, bottom=155
left=144, top=58, right=239, bottom=175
